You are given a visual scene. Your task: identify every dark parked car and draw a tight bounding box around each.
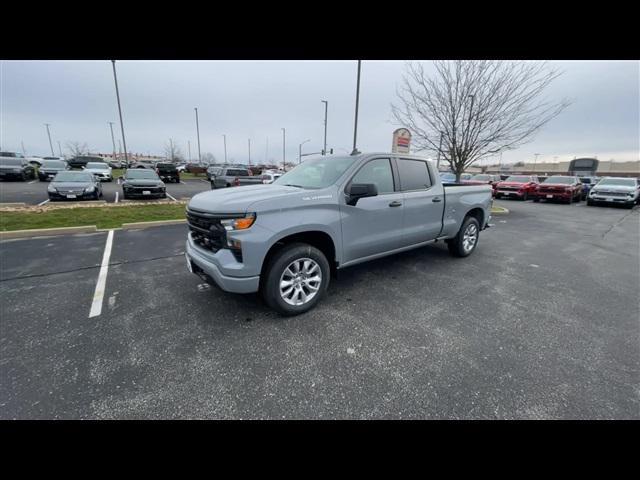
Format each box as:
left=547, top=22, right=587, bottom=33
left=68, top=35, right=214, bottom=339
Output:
left=47, top=171, right=103, bottom=201
left=38, top=159, right=70, bottom=181
left=579, top=176, right=600, bottom=200
left=0, top=157, right=37, bottom=181
left=122, top=169, right=166, bottom=199
left=533, top=176, right=583, bottom=203
left=156, top=163, right=180, bottom=183
left=67, top=155, right=105, bottom=169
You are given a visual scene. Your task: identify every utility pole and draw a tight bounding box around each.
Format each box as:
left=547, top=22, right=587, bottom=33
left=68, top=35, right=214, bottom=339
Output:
left=194, top=107, right=202, bottom=164
left=265, top=137, right=269, bottom=163
left=281, top=128, right=286, bottom=170
left=111, top=60, right=130, bottom=168
left=57, top=141, right=62, bottom=157
left=108, top=122, right=117, bottom=162
left=351, top=60, right=362, bottom=155
left=188, top=140, right=191, bottom=162
left=534, top=153, right=540, bottom=171
left=248, top=138, right=251, bottom=165
left=321, top=100, right=328, bottom=155
left=44, top=124, right=54, bottom=156
left=299, top=139, right=310, bottom=164
left=222, top=135, right=227, bottom=164
left=21, top=141, right=26, bottom=156
left=436, top=131, right=444, bottom=169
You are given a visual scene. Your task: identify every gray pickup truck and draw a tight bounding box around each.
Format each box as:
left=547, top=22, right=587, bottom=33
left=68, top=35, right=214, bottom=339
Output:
left=210, top=167, right=264, bottom=189
left=185, top=153, right=493, bottom=315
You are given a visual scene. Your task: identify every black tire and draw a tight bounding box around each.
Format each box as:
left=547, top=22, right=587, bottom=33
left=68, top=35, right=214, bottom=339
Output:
left=533, top=197, right=540, bottom=203
left=21, top=172, right=28, bottom=181
left=261, top=242, right=330, bottom=316
left=447, top=216, right=481, bottom=258
left=587, top=199, right=594, bottom=206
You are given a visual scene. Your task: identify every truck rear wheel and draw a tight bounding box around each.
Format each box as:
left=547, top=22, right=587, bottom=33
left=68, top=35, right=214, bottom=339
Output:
left=261, top=242, right=330, bottom=316
left=447, top=216, right=480, bottom=258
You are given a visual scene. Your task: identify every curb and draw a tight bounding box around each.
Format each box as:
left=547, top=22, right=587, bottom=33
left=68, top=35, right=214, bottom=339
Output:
left=491, top=207, right=509, bottom=214
left=0, top=203, right=27, bottom=208
left=122, top=219, right=187, bottom=229
left=0, top=225, right=98, bottom=240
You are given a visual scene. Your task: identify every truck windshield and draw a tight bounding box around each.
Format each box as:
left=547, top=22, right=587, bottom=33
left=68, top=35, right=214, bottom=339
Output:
left=274, top=156, right=357, bottom=189
left=505, top=176, right=531, bottom=183
left=597, top=178, right=636, bottom=187
left=0, top=158, right=23, bottom=166
left=543, top=176, right=574, bottom=184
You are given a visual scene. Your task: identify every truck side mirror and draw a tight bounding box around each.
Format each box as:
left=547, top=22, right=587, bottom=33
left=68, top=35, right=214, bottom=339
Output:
left=346, top=183, right=378, bottom=206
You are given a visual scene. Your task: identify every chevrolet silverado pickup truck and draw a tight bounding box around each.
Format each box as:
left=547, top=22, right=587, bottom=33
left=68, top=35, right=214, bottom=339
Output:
left=210, top=167, right=264, bottom=189
left=185, top=153, right=493, bottom=315
left=533, top=175, right=583, bottom=203
left=587, top=177, right=640, bottom=208
left=494, top=175, right=540, bottom=201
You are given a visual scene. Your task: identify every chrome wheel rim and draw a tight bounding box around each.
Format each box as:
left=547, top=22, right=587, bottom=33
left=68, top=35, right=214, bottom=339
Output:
left=279, top=258, right=322, bottom=306
left=462, top=223, right=478, bottom=253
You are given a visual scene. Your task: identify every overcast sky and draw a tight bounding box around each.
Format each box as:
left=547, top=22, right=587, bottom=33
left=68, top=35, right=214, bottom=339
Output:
left=1, top=60, right=638, bottom=164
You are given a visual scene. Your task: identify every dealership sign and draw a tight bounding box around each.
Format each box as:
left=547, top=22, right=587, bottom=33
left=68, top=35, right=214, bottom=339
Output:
left=392, top=128, right=411, bottom=153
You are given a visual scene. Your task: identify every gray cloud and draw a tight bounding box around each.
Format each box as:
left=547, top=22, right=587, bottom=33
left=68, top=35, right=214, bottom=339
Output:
left=1, top=60, right=638, bottom=164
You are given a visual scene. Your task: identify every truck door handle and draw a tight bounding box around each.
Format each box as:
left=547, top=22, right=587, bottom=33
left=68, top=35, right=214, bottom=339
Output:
left=388, top=201, right=402, bottom=207
left=432, top=197, right=442, bottom=203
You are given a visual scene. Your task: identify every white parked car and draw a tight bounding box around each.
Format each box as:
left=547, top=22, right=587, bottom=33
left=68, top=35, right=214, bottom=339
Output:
left=261, top=172, right=283, bottom=184
left=83, top=162, right=113, bottom=182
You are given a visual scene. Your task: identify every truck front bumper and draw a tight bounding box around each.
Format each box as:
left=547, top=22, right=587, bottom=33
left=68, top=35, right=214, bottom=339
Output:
left=185, top=235, right=260, bottom=294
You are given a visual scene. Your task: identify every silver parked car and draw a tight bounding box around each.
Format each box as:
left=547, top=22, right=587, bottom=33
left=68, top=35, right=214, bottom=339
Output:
left=587, top=177, right=639, bottom=208
left=84, top=162, right=113, bottom=181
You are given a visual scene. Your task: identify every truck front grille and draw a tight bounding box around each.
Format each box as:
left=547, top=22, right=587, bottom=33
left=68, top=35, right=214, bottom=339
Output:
left=186, top=208, right=233, bottom=253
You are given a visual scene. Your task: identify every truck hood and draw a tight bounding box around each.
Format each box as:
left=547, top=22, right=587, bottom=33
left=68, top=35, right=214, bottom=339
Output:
left=188, top=184, right=303, bottom=213
left=497, top=182, right=529, bottom=187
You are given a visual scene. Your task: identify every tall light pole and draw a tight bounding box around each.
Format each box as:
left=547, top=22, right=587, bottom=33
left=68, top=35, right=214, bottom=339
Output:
left=222, top=135, right=227, bottom=164
left=248, top=138, right=251, bottom=165
left=57, top=141, right=63, bottom=157
left=281, top=128, right=286, bottom=170
left=44, top=124, right=54, bottom=156
left=534, top=153, right=540, bottom=171
left=194, top=107, right=202, bottom=165
left=299, top=139, right=310, bottom=164
left=321, top=100, right=328, bottom=155
left=188, top=140, right=191, bottom=162
left=351, top=60, right=362, bottom=155
left=108, top=122, right=117, bottom=161
left=265, top=137, right=269, bottom=163
left=111, top=60, right=130, bottom=167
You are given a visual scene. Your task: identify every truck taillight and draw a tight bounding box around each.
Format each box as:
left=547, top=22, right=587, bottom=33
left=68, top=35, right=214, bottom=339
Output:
left=234, top=177, right=240, bottom=186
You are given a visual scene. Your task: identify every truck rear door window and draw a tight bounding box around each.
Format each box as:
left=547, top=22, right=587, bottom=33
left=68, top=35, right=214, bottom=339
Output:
left=397, top=159, right=431, bottom=191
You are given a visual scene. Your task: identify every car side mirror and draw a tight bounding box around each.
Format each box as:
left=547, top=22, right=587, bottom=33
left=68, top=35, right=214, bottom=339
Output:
left=346, top=183, right=378, bottom=206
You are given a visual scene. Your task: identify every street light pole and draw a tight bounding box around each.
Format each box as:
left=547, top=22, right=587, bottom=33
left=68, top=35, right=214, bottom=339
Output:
left=299, top=139, right=310, bottom=164
left=188, top=140, right=191, bottom=162
left=534, top=153, right=540, bottom=171
left=248, top=138, right=251, bottom=165
left=281, top=128, right=286, bottom=170
left=194, top=107, right=202, bottom=165
left=57, top=141, right=63, bottom=157
left=111, top=60, right=130, bottom=168
left=108, top=122, right=117, bottom=162
left=351, top=60, right=362, bottom=155
left=321, top=100, right=328, bottom=155
left=222, top=135, right=227, bottom=163
left=44, top=124, right=54, bottom=156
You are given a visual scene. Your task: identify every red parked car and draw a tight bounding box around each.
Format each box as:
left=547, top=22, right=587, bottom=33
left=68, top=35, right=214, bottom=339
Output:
left=494, top=175, right=540, bottom=201
left=533, top=176, right=583, bottom=204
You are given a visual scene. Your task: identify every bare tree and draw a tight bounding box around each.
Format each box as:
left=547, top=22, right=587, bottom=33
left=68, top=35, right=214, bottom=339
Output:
left=164, top=139, right=183, bottom=162
left=201, top=152, right=216, bottom=164
left=391, top=61, right=571, bottom=181
left=66, top=141, right=89, bottom=157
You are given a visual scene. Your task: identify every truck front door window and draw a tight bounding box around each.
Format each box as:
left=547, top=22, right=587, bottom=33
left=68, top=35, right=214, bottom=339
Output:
left=350, top=158, right=394, bottom=194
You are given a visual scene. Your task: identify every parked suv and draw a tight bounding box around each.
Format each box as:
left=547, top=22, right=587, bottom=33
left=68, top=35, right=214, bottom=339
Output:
left=209, top=167, right=264, bottom=189
left=156, top=162, right=180, bottom=183
left=533, top=176, right=583, bottom=203
left=495, top=175, right=539, bottom=200
left=587, top=177, right=639, bottom=208
left=0, top=156, right=37, bottom=181
left=122, top=168, right=167, bottom=199
left=67, top=155, right=105, bottom=169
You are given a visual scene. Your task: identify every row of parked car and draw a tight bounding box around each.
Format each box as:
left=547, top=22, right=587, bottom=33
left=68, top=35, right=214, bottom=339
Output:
left=440, top=172, right=640, bottom=208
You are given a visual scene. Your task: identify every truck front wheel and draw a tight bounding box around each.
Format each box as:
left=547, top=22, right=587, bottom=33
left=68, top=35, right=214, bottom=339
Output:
left=261, top=242, right=330, bottom=316
left=447, top=216, right=480, bottom=258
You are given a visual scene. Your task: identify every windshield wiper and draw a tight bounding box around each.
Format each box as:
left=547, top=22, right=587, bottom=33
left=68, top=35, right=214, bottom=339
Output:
left=283, top=184, right=305, bottom=188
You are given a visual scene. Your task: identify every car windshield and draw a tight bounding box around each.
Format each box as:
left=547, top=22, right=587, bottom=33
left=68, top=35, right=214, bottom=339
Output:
left=543, top=176, right=574, bottom=184
left=126, top=169, right=159, bottom=180
left=505, top=176, right=531, bottom=183
left=0, top=158, right=23, bottom=166
left=273, top=156, right=357, bottom=189
left=42, top=160, right=66, bottom=168
left=597, top=178, right=636, bottom=187
left=86, top=162, right=108, bottom=169
left=54, top=172, right=93, bottom=182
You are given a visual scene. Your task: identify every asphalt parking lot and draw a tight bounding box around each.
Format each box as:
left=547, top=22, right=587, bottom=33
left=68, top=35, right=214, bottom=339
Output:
left=0, top=177, right=211, bottom=205
left=1, top=200, right=638, bottom=419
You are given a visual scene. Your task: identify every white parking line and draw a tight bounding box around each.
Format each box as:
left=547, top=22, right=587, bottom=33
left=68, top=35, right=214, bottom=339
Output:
left=28, top=180, right=37, bottom=184
left=180, top=181, right=186, bottom=184
left=166, top=193, right=177, bottom=202
left=199, top=179, right=209, bottom=183
left=89, top=230, right=114, bottom=318
left=115, top=191, right=119, bottom=203
left=37, top=199, right=50, bottom=206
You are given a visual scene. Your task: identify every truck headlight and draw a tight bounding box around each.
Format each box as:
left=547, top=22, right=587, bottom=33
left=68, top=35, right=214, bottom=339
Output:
left=220, top=213, right=256, bottom=231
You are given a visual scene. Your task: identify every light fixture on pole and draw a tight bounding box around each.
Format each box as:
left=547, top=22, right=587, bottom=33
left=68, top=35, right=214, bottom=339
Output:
left=351, top=61, right=362, bottom=155
left=194, top=107, right=202, bottom=165
left=44, top=124, right=55, bottom=156
left=111, top=60, right=130, bottom=167
left=321, top=100, right=328, bottom=155
left=299, top=139, right=310, bottom=164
